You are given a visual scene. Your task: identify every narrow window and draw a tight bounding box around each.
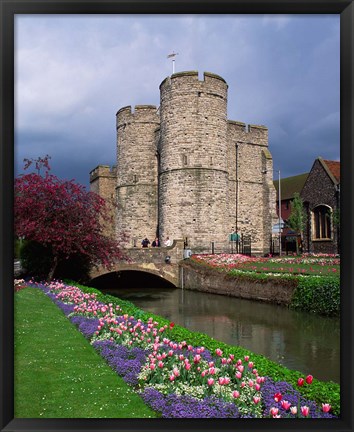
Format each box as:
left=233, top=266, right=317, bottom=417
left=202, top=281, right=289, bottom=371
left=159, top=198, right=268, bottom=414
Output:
left=313, top=205, right=332, bottom=239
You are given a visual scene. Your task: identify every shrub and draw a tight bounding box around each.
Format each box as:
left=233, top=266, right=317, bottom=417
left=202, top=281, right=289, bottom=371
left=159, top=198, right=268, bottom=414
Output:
left=290, top=276, right=340, bottom=316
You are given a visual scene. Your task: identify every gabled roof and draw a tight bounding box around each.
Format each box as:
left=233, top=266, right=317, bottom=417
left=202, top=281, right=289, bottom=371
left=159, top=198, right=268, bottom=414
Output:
left=273, top=173, right=309, bottom=201
left=321, top=159, right=340, bottom=184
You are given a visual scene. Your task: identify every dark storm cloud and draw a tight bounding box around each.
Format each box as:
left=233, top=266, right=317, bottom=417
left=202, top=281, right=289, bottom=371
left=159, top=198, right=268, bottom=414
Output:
left=15, top=14, right=339, bottom=186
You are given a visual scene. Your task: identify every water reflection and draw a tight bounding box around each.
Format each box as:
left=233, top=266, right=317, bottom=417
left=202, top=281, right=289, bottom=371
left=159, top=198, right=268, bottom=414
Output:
left=100, top=285, right=340, bottom=383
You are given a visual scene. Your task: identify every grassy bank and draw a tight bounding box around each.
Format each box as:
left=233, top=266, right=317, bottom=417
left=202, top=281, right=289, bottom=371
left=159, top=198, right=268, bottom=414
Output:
left=14, top=287, right=157, bottom=418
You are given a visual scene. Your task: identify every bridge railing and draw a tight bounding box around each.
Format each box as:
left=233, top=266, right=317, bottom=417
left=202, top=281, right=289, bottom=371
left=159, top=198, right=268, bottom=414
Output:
left=125, top=239, right=185, bottom=265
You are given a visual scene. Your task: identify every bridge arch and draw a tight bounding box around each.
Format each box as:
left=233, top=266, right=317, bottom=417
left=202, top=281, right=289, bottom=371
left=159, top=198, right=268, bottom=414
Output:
left=90, top=268, right=177, bottom=290
left=90, top=265, right=178, bottom=288
left=89, top=239, right=185, bottom=287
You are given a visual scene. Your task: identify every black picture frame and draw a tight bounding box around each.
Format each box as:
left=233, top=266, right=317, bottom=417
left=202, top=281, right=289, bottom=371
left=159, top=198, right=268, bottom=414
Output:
left=1, top=1, right=353, bottom=431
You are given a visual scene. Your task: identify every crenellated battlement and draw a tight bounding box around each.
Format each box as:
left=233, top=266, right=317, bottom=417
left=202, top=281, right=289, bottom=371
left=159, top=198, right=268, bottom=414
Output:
left=160, top=71, right=228, bottom=98
left=116, top=105, right=159, bottom=128
left=90, top=164, right=117, bottom=182
left=228, top=120, right=268, bottom=145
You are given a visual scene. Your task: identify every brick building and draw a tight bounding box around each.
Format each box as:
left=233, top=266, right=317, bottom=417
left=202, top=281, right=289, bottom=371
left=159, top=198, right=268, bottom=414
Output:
left=90, top=71, right=278, bottom=255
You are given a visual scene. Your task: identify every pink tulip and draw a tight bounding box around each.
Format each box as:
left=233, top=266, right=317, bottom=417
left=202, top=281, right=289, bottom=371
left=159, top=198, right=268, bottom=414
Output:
left=209, top=367, right=216, bottom=375
left=173, top=367, right=180, bottom=377
left=149, top=364, right=156, bottom=370
left=237, top=365, right=244, bottom=373
left=194, top=355, right=201, bottom=364
left=244, top=355, right=249, bottom=362
left=185, top=363, right=191, bottom=370
left=322, top=403, right=331, bottom=413
left=248, top=380, right=254, bottom=388
left=270, top=407, right=279, bottom=416
left=255, top=384, right=261, bottom=391
left=221, top=358, right=227, bottom=364
left=232, top=390, right=240, bottom=399
left=281, top=400, right=291, bottom=410
left=253, top=396, right=260, bottom=404
left=235, top=372, right=242, bottom=379
left=229, top=354, right=235, bottom=361
left=169, top=374, right=175, bottom=381
left=215, top=348, right=223, bottom=356
left=290, top=406, right=297, bottom=415
left=301, top=406, right=310, bottom=417
left=248, top=361, right=254, bottom=369
left=158, top=361, right=164, bottom=368
left=207, top=378, right=214, bottom=386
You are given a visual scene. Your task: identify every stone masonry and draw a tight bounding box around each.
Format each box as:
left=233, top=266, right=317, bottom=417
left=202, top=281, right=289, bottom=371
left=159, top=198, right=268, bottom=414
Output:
left=90, top=71, right=277, bottom=255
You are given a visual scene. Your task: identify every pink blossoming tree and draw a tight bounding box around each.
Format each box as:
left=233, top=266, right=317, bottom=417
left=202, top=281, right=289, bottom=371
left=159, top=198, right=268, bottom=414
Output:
left=15, top=156, right=126, bottom=281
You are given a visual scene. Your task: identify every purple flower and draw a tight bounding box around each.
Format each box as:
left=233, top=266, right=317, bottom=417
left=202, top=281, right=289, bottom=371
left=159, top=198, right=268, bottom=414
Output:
left=140, top=389, right=241, bottom=418
left=261, top=378, right=337, bottom=418
left=93, top=340, right=148, bottom=386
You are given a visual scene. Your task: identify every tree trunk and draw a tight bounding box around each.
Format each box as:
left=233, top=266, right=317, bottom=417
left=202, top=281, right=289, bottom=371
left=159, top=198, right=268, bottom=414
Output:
left=47, top=255, right=58, bottom=282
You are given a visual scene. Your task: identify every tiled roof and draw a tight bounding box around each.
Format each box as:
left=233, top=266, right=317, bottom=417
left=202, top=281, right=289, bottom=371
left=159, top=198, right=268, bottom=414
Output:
left=322, top=159, right=340, bottom=183
left=273, top=173, right=309, bottom=201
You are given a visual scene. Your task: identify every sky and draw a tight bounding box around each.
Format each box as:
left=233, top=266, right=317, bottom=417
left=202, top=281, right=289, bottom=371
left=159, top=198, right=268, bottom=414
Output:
left=15, top=14, right=340, bottom=187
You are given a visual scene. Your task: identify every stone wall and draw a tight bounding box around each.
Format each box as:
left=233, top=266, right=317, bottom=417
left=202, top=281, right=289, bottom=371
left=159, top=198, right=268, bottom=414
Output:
left=158, top=72, right=229, bottom=251
left=180, top=261, right=297, bottom=305
left=89, top=165, right=117, bottom=238
left=116, top=105, right=160, bottom=247
left=227, top=122, right=277, bottom=255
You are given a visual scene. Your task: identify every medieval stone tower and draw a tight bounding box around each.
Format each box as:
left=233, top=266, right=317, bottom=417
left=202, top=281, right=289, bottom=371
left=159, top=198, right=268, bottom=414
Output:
left=90, top=71, right=277, bottom=255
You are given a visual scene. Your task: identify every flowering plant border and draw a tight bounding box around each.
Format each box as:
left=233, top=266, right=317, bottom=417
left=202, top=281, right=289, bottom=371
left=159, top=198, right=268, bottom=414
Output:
left=15, top=280, right=339, bottom=419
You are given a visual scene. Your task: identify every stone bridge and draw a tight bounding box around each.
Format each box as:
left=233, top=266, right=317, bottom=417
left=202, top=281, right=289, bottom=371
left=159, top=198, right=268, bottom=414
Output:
left=89, top=239, right=186, bottom=287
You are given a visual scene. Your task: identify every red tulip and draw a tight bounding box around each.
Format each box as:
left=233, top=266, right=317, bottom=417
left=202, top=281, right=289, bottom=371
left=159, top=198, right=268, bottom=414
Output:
left=297, top=378, right=304, bottom=386
left=169, top=322, right=175, bottom=329
left=305, top=374, right=313, bottom=384
left=274, top=392, right=282, bottom=402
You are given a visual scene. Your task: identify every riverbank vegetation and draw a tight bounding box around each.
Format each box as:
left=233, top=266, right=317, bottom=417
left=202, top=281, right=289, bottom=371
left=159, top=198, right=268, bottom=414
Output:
left=15, top=279, right=339, bottom=418
left=189, top=254, right=340, bottom=317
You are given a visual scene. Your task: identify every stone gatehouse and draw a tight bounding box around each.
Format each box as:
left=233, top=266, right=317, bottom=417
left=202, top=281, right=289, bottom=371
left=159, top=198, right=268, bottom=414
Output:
left=90, top=71, right=277, bottom=255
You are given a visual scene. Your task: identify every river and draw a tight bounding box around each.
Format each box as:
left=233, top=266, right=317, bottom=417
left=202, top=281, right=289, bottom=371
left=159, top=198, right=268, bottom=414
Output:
left=93, top=277, right=340, bottom=384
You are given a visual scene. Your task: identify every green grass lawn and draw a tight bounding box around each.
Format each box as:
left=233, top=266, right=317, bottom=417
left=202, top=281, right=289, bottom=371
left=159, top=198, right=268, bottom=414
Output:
left=14, top=287, right=157, bottom=418
left=236, top=260, right=340, bottom=275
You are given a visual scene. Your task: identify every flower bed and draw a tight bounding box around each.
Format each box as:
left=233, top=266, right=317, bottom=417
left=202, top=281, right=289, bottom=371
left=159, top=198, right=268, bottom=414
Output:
left=18, top=280, right=338, bottom=419
left=191, top=254, right=340, bottom=275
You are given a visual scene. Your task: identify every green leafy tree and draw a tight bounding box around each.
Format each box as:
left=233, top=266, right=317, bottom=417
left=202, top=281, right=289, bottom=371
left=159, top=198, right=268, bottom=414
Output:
left=288, top=192, right=307, bottom=255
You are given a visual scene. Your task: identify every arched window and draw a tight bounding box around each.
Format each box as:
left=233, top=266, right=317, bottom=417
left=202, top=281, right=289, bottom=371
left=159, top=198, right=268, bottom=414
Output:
left=312, top=205, right=332, bottom=240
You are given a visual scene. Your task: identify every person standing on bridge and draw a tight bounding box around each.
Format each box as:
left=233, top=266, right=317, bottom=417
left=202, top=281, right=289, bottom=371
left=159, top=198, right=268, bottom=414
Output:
left=152, top=237, right=160, bottom=247
left=141, top=237, right=150, bottom=248
left=164, top=236, right=172, bottom=247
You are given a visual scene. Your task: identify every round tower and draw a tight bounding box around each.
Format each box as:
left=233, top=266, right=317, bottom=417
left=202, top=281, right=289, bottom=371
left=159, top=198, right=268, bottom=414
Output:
left=116, top=105, right=160, bottom=247
left=158, top=71, right=229, bottom=251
